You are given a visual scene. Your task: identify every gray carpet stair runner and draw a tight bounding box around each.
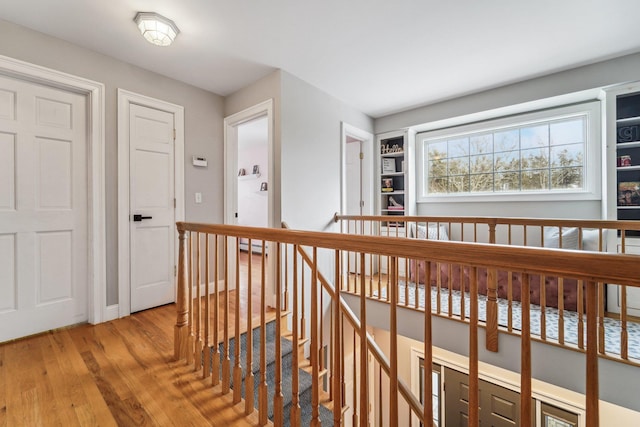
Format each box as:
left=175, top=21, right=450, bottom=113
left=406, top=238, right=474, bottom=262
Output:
left=210, top=321, right=334, bottom=426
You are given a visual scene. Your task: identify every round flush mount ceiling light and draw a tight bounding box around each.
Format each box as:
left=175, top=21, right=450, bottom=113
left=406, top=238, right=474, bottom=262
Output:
left=134, top=12, right=180, bottom=47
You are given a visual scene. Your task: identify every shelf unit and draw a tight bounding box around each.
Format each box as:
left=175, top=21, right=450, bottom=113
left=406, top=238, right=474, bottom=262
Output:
left=377, top=130, right=415, bottom=228
left=238, top=173, right=261, bottom=181
left=605, top=81, right=640, bottom=316
left=611, top=86, right=640, bottom=222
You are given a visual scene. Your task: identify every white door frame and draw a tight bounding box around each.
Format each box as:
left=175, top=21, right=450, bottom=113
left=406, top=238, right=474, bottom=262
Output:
left=0, top=54, right=106, bottom=325
left=224, top=99, right=275, bottom=302
left=341, top=123, right=374, bottom=274
left=117, top=89, right=184, bottom=318
left=224, top=99, right=274, bottom=227
left=340, top=122, right=374, bottom=216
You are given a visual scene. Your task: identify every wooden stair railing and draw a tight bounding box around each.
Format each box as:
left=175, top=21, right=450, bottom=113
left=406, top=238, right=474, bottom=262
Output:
left=335, top=213, right=640, bottom=368
left=175, top=221, right=640, bottom=427
left=282, top=222, right=426, bottom=425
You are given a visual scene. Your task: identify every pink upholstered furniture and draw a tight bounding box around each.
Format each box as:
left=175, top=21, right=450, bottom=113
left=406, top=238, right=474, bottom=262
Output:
left=409, top=261, right=584, bottom=311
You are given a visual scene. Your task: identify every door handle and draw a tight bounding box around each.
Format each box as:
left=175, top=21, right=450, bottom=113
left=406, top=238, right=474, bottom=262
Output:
left=133, top=214, right=153, bottom=222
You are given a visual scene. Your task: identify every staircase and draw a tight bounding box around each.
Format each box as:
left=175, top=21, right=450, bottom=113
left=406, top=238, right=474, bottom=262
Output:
left=215, top=321, right=334, bottom=425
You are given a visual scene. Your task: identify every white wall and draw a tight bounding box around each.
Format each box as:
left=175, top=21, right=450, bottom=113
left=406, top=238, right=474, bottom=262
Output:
left=0, top=19, right=224, bottom=305
left=372, top=326, right=640, bottom=427
left=237, top=121, right=268, bottom=234
left=225, top=70, right=282, bottom=228
left=376, top=52, right=640, bottom=134
left=374, top=52, right=640, bottom=221
left=280, top=71, right=373, bottom=232
left=344, top=294, right=640, bottom=414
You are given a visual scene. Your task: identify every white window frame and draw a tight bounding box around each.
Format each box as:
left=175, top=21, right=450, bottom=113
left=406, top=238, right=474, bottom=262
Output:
left=416, top=101, right=601, bottom=203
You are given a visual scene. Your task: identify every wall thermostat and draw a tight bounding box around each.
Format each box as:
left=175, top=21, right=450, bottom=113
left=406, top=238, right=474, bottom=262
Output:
left=192, top=156, right=208, bottom=167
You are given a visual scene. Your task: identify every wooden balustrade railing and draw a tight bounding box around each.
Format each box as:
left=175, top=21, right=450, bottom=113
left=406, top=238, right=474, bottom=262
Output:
left=175, top=221, right=640, bottom=427
left=335, top=213, right=640, bottom=366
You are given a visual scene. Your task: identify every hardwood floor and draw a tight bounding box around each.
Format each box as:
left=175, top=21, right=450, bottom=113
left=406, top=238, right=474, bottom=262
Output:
left=0, top=253, right=272, bottom=426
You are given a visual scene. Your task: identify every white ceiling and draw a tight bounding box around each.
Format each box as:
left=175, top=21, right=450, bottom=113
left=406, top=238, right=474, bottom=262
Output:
left=2, top=1, right=640, bottom=117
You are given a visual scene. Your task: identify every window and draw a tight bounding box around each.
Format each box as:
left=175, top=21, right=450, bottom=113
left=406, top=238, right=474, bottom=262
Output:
left=416, top=102, right=600, bottom=201
left=418, top=358, right=440, bottom=426
left=541, top=402, right=579, bottom=427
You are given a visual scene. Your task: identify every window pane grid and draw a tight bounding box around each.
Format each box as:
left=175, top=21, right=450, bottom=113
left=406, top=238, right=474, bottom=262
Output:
left=423, top=114, right=586, bottom=196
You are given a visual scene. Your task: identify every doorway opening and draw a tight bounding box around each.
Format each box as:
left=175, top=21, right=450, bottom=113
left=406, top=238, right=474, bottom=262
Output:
left=341, top=122, right=374, bottom=217
left=224, top=99, right=275, bottom=304
left=341, top=123, right=374, bottom=274
left=237, top=115, right=269, bottom=254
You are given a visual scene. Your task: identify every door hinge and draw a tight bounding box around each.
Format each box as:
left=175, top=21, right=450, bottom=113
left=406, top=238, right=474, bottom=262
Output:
left=174, top=265, right=177, bottom=276
left=359, top=152, right=364, bottom=160
left=360, top=200, right=365, bottom=208
left=174, top=198, right=176, bottom=208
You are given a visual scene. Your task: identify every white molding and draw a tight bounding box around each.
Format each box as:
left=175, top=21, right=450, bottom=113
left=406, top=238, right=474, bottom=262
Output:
left=409, top=346, right=586, bottom=427
left=117, top=89, right=185, bottom=317
left=414, top=100, right=602, bottom=204
left=195, top=281, right=225, bottom=297
left=104, top=304, right=119, bottom=322
left=340, top=122, right=374, bottom=216
left=223, top=99, right=274, bottom=302
left=224, top=99, right=274, bottom=226
left=0, top=54, right=107, bottom=325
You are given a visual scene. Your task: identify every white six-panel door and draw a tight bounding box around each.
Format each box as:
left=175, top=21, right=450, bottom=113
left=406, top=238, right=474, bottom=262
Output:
left=0, top=74, right=88, bottom=342
left=129, top=103, right=176, bottom=312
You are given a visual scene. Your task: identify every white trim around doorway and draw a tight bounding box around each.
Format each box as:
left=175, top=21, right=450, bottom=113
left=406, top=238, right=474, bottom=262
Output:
left=117, top=89, right=185, bottom=318
left=0, top=54, right=107, bottom=325
left=223, top=99, right=275, bottom=304
left=223, top=99, right=275, bottom=227
left=340, top=122, right=374, bottom=216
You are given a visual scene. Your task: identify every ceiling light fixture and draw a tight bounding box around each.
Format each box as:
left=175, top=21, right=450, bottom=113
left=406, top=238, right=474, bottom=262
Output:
left=134, top=12, right=180, bottom=47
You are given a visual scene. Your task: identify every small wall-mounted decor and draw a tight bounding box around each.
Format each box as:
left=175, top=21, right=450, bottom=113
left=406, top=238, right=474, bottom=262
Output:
left=238, top=168, right=246, bottom=176
left=252, top=165, right=260, bottom=175
left=260, top=182, right=268, bottom=191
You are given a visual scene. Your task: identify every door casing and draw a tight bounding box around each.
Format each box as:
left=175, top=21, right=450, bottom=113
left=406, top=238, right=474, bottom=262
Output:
left=340, top=122, right=374, bottom=216
left=223, top=99, right=275, bottom=303
left=117, top=89, right=184, bottom=318
left=0, top=54, right=106, bottom=325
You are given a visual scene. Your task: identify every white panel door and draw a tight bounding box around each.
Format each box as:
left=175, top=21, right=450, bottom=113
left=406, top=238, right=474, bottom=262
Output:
left=346, top=139, right=363, bottom=273
left=0, top=74, right=87, bottom=342
left=129, top=104, right=175, bottom=312
left=346, top=139, right=363, bottom=216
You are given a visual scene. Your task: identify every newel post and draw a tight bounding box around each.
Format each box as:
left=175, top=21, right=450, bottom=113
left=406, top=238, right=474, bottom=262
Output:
left=486, top=221, right=499, bottom=352
left=174, top=223, right=190, bottom=361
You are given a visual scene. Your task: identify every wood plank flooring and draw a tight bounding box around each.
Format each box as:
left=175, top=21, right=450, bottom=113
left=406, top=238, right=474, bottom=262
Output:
left=0, top=253, right=272, bottom=426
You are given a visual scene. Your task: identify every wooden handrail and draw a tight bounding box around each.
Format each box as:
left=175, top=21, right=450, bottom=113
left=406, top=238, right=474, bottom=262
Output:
left=334, top=213, right=640, bottom=231
left=179, top=222, right=640, bottom=287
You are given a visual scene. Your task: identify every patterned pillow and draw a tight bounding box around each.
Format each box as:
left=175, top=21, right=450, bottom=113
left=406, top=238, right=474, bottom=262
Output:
left=411, top=223, right=449, bottom=241
left=542, top=226, right=579, bottom=249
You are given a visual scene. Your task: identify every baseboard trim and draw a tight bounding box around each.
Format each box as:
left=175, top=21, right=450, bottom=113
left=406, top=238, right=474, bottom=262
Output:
left=195, top=279, right=231, bottom=296
left=104, top=304, right=119, bottom=321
